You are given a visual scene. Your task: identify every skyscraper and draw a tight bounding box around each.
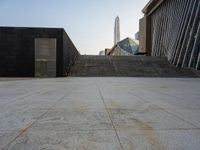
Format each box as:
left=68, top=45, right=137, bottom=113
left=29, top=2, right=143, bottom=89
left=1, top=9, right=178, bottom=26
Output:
left=114, top=16, right=120, bottom=45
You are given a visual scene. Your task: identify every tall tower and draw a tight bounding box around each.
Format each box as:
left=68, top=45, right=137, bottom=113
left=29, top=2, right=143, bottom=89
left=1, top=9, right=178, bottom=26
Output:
left=114, top=16, right=120, bottom=45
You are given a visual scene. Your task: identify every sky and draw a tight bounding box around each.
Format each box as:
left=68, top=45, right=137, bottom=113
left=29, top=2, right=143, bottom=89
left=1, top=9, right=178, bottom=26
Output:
left=0, top=0, right=149, bottom=55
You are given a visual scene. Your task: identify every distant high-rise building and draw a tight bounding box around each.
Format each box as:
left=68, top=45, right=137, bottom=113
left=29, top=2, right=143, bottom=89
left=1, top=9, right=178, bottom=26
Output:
left=99, top=50, right=105, bottom=56
left=135, top=32, right=139, bottom=40
left=114, top=16, right=120, bottom=45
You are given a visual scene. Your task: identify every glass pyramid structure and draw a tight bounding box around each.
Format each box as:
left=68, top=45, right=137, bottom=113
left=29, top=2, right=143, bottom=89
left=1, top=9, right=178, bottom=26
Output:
left=107, top=37, right=139, bottom=56
left=117, top=37, right=139, bottom=55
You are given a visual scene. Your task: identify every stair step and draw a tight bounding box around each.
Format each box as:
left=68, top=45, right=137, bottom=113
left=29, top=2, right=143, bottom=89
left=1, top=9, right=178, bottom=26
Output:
left=68, top=55, right=200, bottom=77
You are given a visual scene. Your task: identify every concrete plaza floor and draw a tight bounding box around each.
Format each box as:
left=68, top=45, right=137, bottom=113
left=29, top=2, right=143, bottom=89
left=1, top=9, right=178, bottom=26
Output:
left=0, top=77, right=200, bottom=150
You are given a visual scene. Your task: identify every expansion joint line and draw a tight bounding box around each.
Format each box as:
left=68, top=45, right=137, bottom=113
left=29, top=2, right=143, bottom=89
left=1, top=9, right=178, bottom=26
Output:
left=94, top=79, right=124, bottom=150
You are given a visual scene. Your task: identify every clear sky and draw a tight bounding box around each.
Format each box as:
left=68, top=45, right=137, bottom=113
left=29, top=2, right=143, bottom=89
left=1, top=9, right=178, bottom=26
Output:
left=0, top=0, right=149, bottom=55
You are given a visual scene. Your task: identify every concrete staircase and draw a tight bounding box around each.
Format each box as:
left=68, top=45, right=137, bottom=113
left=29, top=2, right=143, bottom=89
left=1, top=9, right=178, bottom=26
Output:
left=68, top=55, right=200, bottom=77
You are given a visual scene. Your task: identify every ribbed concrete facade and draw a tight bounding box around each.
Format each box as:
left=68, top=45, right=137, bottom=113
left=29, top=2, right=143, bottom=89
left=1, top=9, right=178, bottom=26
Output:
left=141, top=0, right=200, bottom=70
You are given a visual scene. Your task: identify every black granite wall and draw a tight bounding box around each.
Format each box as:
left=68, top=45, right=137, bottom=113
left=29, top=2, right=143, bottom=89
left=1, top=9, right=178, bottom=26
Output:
left=63, top=30, right=80, bottom=75
left=0, top=27, right=79, bottom=77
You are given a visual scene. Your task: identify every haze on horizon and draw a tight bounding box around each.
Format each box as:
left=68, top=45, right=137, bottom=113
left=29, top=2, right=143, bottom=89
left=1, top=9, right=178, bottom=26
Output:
left=0, top=0, right=149, bottom=55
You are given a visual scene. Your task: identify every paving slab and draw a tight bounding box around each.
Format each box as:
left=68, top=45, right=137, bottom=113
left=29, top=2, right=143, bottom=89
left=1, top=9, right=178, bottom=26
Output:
left=0, top=77, right=200, bottom=150
left=0, top=131, right=19, bottom=149
left=117, top=129, right=200, bottom=150
left=108, top=106, right=195, bottom=130
left=6, top=130, right=122, bottom=150
left=30, top=108, right=112, bottom=131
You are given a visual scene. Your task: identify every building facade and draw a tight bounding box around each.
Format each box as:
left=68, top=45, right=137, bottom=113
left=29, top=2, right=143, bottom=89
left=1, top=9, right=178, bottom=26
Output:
left=139, top=0, right=200, bottom=70
left=99, top=50, right=105, bottom=56
left=0, top=27, right=79, bottom=77
left=135, top=32, right=139, bottom=40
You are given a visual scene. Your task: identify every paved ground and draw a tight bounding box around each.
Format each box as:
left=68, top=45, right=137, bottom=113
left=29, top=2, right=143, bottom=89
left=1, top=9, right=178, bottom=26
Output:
left=0, top=77, right=200, bottom=150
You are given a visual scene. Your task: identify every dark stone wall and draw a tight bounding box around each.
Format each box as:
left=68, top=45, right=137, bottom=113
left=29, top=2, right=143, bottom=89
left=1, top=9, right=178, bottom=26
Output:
left=0, top=27, right=34, bottom=77
left=63, top=30, right=79, bottom=75
left=0, top=27, right=79, bottom=77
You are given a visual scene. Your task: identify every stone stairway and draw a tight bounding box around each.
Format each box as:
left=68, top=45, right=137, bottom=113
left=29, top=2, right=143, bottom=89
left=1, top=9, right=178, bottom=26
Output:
left=68, top=55, right=200, bottom=77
